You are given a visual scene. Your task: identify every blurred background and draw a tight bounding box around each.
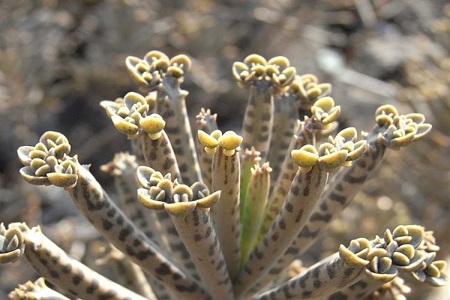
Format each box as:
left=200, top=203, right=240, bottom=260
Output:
left=1, top=0, right=449, bottom=298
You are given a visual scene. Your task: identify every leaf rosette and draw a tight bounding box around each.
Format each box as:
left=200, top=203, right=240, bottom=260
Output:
left=310, top=96, right=341, bottom=125
left=17, top=132, right=78, bottom=188
left=412, top=257, right=449, bottom=286
left=291, top=127, right=366, bottom=172
left=0, top=223, right=25, bottom=264
left=232, top=54, right=296, bottom=89
left=126, top=50, right=191, bottom=89
left=136, top=166, right=221, bottom=216
left=339, top=237, right=372, bottom=268
left=289, top=74, right=332, bottom=109
left=100, top=92, right=150, bottom=139
left=375, top=105, right=432, bottom=149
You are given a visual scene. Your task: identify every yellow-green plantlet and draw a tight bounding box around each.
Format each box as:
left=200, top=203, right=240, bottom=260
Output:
left=1, top=50, right=447, bottom=300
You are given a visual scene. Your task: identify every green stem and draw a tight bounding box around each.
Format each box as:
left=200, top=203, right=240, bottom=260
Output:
left=241, top=162, right=271, bottom=263
left=235, top=164, right=327, bottom=297
left=239, top=148, right=261, bottom=224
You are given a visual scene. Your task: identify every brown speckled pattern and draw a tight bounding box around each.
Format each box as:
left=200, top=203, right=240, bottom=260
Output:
left=21, top=227, right=148, bottom=300
left=157, top=78, right=202, bottom=184
left=326, top=278, right=384, bottom=300
left=252, top=253, right=365, bottom=300
left=235, top=165, right=327, bottom=297
left=131, top=138, right=146, bottom=166
left=133, top=136, right=202, bottom=280
left=141, top=130, right=181, bottom=181
left=259, top=123, right=306, bottom=243
left=242, top=85, right=274, bottom=160
left=170, top=208, right=235, bottom=300
left=211, top=147, right=241, bottom=280
left=266, top=142, right=386, bottom=287
left=266, top=94, right=298, bottom=189
left=153, top=209, right=201, bottom=282
left=104, top=153, right=165, bottom=250
left=69, top=162, right=210, bottom=300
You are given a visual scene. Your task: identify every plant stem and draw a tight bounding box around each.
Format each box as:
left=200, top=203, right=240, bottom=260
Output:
left=235, top=164, right=327, bottom=297
left=68, top=161, right=210, bottom=300
left=242, top=83, right=274, bottom=160
left=211, top=145, right=242, bottom=280
left=169, top=208, right=235, bottom=300
left=15, top=224, right=150, bottom=300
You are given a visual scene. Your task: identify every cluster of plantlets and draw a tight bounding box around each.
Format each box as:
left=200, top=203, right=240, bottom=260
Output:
left=1, top=50, right=447, bottom=299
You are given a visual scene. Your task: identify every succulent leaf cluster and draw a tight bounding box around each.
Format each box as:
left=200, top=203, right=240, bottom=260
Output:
left=232, top=54, right=296, bottom=90
left=373, top=105, right=432, bottom=149
left=0, top=224, right=24, bottom=265
left=2, top=50, right=447, bottom=300
left=126, top=50, right=191, bottom=89
left=17, top=131, right=78, bottom=189
left=137, top=166, right=220, bottom=215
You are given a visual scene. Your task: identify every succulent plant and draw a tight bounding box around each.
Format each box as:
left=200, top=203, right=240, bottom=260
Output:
left=1, top=50, right=447, bottom=300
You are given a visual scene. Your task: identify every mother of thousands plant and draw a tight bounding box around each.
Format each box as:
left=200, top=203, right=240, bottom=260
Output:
left=1, top=50, right=447, bottom=300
